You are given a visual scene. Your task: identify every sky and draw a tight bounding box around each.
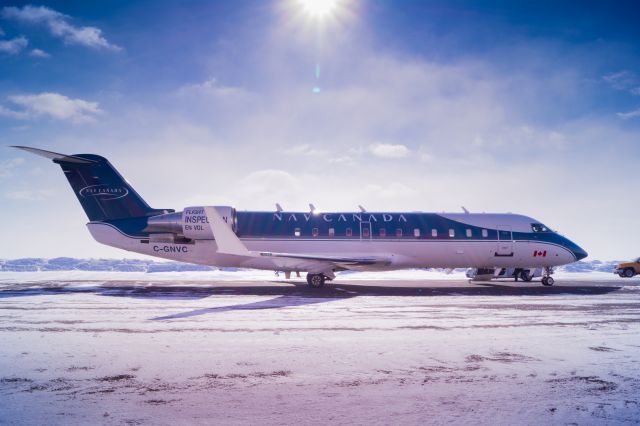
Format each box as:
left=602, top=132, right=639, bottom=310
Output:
left=0, top=0, right=639, bottom=260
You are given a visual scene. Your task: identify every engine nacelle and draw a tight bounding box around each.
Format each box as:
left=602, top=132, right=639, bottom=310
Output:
left=145, top=206, right=236, bottom=240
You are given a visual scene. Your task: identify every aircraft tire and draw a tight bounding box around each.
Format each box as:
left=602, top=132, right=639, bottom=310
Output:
left=542, top=277, right=554, bottom=286
left=624, top=268, right=635, bottom=278
left=306, top=273, right=325, bottom=288
left=520, top=270, right=533, bottom=282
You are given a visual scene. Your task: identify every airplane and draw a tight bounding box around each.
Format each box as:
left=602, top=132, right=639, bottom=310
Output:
left=12, top=146, right=588, bottom=288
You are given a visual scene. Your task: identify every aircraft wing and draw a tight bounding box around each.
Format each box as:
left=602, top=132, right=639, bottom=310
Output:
left=259, top=251, right=387, bottom=267
left=259, top=252, right=391, bottom=278
left=259, top=252, right=391, bottom=276
left=203, top=207, right=392, bottom=276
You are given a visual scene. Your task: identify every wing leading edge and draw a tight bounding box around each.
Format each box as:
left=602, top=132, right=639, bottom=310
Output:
left=203, top=207, right=392, bottom=277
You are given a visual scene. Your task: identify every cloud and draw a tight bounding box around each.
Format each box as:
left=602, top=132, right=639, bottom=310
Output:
left=602, top=70, right=640, bottom=95
left=369, top=143, right=410, bottom=159
left=175, top=78, right=249, bottom=98
left=2, top=5, right=120, bottom=51
left=0, top=105, right=30, bottom=119
left=327, top=155, right=356, bottom=166
left=617, top=109, right=640, bottom=120
left=0, top=35, right=28, bottom=54
left=188, top=168, right=312, bottom=209
left=361, top=182, right=418, bottom=200
left=29, top=48, right=49, bottom=58
left=285, top=144, right=327, bottom=157
left=238, top=169, right=302, bottom=198
left=0, top=158, right=24, bottom=179
left=418, top=147, right=432, bottom=162
left=5, top=189, right=55, bottom=201
left=1, top=92, right=102, bottom=123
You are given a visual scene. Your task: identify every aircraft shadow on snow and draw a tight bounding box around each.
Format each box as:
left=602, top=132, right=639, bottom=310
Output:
left=0, top=280, right=624, bottom=320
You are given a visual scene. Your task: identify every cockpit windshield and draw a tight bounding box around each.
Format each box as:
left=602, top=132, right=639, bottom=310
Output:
left=531, top=223, right=553, bottom=233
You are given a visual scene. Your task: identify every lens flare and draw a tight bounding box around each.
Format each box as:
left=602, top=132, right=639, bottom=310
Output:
left=297, top=0, right=340, bottom=19
left=286, top=0, right=353, bottom=93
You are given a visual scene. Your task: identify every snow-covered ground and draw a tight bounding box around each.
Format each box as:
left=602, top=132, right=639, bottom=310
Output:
left=0, top=268, right=630, bottom=284
left=0, top=257, right=625, bottom=273
left=1, top=275, right=639, bottom=425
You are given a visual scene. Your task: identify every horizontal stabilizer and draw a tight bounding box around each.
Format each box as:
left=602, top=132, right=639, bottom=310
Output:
left=11, top=146, right=97, bottom=164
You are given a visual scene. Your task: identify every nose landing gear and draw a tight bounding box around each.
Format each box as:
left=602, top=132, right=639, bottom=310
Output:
left=541, top=276, right=554, bottom=286
left=541, top=267, right=555, bottom=286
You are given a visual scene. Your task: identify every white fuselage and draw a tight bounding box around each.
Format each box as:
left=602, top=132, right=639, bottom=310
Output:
left=88, top=210, right=578, bottom=273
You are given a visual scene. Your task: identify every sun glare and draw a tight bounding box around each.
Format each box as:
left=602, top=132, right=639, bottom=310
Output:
left=297, top=0, right=340, bottom=19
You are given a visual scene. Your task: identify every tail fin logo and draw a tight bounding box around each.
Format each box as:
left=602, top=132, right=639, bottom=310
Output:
left=79, top=184, right=129, bottom=200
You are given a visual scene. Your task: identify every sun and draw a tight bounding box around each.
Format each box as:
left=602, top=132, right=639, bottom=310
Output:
left=297, top=0, right=340, bottom=19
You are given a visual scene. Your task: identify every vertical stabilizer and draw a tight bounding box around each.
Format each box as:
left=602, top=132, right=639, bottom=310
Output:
left=13, top=146, right=168, bottom=221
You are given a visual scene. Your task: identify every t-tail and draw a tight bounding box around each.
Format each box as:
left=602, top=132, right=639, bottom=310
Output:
left=12, top=146, right=171, bottom=221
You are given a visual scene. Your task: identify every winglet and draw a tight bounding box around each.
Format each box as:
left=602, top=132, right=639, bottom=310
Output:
left=203, top=206, right=252, bottom=256
left=11, top=146, right=97, bottom=164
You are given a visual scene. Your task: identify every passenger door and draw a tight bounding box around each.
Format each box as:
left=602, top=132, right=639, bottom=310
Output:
left=496, top=226, right=513, bottom=257
left=360, top=221, right=372, bottom=241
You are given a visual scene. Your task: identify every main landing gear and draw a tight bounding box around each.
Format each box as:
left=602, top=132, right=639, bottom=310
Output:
left=306, top=273, right=326, bottom=288
left=515, top=268, right=534, bottom=282
left=541, top=267, right=555, bottom=286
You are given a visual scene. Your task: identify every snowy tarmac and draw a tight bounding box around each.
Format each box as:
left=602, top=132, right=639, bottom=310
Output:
left=1, top=275, right=639, bottom=425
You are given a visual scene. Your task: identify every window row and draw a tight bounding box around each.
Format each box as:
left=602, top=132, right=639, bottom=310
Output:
left=293, top=228, right=492, bottom=238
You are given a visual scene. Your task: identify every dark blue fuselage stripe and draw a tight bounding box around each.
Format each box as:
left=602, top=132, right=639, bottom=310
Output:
left=91, top=221, right=575, bottom=261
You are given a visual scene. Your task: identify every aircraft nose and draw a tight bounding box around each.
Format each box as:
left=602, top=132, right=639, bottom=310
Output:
left=574, top=246, right=588, bottom=261
left=562, top=236, right=587, bottom=261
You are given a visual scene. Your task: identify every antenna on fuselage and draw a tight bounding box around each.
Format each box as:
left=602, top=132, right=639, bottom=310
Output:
left=309, top=203, right=316, bottom=214
left=358, top=205, right=366, bottom=213
left=276, top=203, right=283, bottom=212
left=461, top=206, right=469, bottom=214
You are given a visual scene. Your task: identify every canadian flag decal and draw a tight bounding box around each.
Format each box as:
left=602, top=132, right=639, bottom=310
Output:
left=533, top=250, right=547, bottom=257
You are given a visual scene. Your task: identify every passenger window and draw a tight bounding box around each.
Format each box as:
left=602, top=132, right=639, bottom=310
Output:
left=414, top=228, right=420, bottom=238
left=362, top=227, right=370, bottom=237
left=328, top=228, right=335, bottom=237
left=466, top=229, right=472, bottom=238
left=312, top=228, right=319, bottom=237
left=482, top=229, right=488, bottom=238
left=294, top=228, right=301, bottom=237
left=449, top=229, right=455, bottom=238
left=396, top=228, right=403, bottom=238
left=379, top=228, right=386, bottom=238
left=431, top=229, right=437, bottom=237
left=346, top=228, right=352, bottom=237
